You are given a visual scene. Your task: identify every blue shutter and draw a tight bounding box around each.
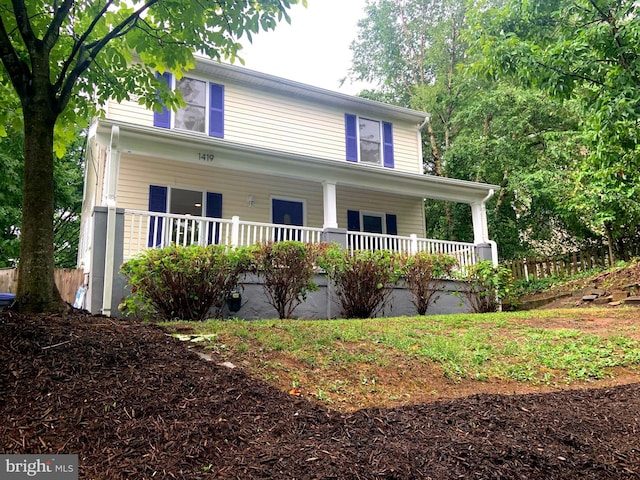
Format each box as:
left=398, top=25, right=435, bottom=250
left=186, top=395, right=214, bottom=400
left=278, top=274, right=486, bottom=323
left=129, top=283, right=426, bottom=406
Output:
left=206, top=192, right=223, bottom=244
left=345, top=114, right=358, bottom=162
left=347, top=210, right=360, bottom=231
left=148, top=185, right=167, bottom=247
left=347, top=209, right=361, bottom=251
left=153, top=73, right=172, bottom=129
left=385, top=214, right=398, bottom=235
left=382, top=121, right=394, bottom=168
left=209, top=83, right=224, bottom=138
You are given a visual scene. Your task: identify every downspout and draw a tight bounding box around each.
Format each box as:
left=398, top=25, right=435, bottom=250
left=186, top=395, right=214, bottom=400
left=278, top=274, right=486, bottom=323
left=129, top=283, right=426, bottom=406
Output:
left=102, top=126, right=120, bottom=316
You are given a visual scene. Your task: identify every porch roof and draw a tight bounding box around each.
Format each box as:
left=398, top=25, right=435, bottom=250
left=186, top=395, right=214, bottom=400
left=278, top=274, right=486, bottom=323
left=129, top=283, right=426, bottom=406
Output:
left=96, top=119, right=500, bottom=205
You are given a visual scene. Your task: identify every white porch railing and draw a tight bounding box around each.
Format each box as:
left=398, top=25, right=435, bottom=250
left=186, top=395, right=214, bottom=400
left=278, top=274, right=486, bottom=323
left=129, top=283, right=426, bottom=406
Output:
left=123, top=209, right=478, bottom=267
left=123, top=210, right=324, bottom=260
left=346, top=232, right=477, bottom=268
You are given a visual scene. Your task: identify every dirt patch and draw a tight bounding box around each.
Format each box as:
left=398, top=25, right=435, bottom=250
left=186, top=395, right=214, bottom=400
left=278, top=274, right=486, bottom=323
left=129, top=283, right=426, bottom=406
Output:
left=2, top=310, right=639, bottom=479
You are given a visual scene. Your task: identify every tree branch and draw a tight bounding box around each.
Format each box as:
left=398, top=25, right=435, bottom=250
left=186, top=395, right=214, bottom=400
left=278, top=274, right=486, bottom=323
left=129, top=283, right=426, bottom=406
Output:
left=0, top=15, right=30, bottom=94
left=42, top=0, right=74, bottom=52
left=55, top=0, right=115, bottom=93
left=10, top=0, right=36, bottom=50
left=56, top=0, right=162, bottom=111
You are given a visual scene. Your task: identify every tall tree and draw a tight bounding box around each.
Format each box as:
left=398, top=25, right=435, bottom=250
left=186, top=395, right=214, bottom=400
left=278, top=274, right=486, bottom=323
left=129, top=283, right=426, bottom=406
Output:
left=351, top=0, right=590, bottom=259
left=469, top=0, right=640, bottom=258
left=442, top=83, right=592, bottom=258
left=350, top=0, right=469, bottom=175
left=0, top=0, right=301, bottom=313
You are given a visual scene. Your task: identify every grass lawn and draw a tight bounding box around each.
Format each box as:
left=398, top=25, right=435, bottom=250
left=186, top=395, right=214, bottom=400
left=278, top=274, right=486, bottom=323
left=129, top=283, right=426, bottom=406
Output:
left=162, top=307, right=640, bottom=411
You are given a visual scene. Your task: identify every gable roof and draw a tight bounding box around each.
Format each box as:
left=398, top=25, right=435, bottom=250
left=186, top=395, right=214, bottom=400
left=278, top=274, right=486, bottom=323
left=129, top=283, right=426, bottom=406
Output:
left=193, top=56, right=429, bottom=124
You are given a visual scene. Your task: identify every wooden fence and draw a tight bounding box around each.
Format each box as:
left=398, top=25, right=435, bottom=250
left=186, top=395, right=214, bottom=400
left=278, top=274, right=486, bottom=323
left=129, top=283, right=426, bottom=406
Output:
left=502, top=246, right=613, bottom=282
left=0, top=268, right=85, bottom=305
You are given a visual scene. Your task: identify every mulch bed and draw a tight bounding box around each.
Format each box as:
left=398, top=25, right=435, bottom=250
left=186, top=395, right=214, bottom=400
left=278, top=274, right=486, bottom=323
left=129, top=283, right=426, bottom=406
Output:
left=1, top=311, right=639, bottom=479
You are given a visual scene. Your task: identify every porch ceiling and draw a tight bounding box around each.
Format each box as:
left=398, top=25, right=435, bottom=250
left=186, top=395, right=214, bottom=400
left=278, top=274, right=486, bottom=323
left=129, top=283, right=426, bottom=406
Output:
left=96, top=120, right=500, bottom=205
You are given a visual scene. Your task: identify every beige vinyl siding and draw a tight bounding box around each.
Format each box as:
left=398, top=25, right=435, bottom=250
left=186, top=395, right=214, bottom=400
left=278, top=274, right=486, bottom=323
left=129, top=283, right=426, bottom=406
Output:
left=224, top=84, right=343, bottom=161
left=391, top=125, right=421, bottom=173
left=105, top=79, right=422, bottom=174
left=117, top=154, right=324, bottom=226
left=336, top=186, right=426, bottom=237
left=116, top=154, right=425, bottom=237
left=225, top=83, right=421, bottom=173
left=106, top=98, right=154, bottom=127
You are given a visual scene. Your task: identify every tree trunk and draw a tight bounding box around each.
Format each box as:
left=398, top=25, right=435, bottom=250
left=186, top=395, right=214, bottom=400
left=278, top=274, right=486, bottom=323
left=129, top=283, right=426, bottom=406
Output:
left=16, top=96, right=64, bottom=313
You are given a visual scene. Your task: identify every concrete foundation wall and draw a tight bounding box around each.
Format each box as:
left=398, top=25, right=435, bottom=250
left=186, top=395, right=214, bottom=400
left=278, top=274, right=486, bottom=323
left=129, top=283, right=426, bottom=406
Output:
left=113, top=271, right=472, bottom=320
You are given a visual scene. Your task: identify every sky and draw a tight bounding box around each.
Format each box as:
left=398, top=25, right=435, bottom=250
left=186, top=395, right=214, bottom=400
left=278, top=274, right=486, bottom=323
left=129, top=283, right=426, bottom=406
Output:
left=238, top=0, right=375, bottom=95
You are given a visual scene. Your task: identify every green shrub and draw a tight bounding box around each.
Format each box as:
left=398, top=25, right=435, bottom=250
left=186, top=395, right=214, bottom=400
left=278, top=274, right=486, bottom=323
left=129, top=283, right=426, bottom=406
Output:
left=253, top=241, right=328, bottom=319
left=402, top=253, right=458, bottom=315
left=319, top=245, right=403, bottom=319
left=120, top=244, right=253, bottom=321
left=456, top=261, right=513, bottom=313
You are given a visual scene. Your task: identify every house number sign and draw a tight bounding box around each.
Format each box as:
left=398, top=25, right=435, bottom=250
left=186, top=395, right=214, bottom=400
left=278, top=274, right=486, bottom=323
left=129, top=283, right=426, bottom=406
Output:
left=198, top=152, right=215, bottom=162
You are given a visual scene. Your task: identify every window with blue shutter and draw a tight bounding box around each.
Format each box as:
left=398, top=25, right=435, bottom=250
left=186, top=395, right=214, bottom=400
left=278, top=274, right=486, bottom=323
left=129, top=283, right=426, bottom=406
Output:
left=345, top=114, right=394, bottom=167
left=209, top=83, right=224, bottom=138
left=153, top=74, right=224, bottom=136
left=347, top=210, right=398, bottom=235
left=148, top=185, right=167, bottom=247
left=153, top=73, right=172, bottom=129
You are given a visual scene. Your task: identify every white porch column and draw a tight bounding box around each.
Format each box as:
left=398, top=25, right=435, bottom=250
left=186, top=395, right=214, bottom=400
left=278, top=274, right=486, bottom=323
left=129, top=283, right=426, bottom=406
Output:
left=470, top=189, right=495, bottom=245
left=102, top=126, right=121, bottom=316
left=471, top=201, right=489, bottom=245
left=322, top=181, right=338, bottom=229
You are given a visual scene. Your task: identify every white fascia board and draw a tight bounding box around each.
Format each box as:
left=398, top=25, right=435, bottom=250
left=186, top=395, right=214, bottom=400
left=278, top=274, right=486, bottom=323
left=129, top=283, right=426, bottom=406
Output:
left=96, top=119, right=499, bottom=205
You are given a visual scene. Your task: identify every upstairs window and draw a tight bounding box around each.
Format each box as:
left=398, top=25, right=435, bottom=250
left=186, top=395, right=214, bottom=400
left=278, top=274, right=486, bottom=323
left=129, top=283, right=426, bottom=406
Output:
left=154, top=73, right=224, bottom=138
left=345, top=114, right=394, bottom=168
left=175, top=78, right=206, bottom=133
left=359, top=118, right=382, bottom=165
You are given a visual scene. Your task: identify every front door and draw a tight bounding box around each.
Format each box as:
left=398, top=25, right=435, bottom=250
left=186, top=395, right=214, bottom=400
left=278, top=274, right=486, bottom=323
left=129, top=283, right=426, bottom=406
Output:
left=272, top=198, right=304, bottom=241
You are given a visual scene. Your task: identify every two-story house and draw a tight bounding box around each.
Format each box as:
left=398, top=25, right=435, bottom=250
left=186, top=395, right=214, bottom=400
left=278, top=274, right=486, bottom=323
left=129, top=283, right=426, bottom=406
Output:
left=78, top=56, right=499, bottom=317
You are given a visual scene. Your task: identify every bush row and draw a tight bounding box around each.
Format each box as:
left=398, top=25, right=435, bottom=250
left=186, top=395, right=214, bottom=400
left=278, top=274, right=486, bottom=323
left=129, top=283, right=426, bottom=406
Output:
left=120, top=242, right=512, bottom=321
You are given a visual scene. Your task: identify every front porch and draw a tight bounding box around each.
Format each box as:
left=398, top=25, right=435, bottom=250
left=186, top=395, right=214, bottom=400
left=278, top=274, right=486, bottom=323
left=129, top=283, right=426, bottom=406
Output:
left=123, top=209, right=483, bottom=267
left=83, top=206, right=497, bottom=318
